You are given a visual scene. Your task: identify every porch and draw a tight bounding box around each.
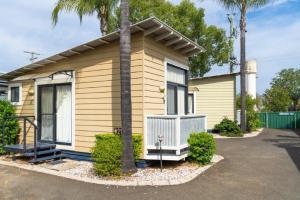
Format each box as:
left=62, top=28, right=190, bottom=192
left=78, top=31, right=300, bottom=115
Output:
left=144, top=115, right=207, bottom=161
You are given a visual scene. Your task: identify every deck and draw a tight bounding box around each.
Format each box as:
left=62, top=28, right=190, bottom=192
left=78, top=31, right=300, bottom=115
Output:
left=4, top=143, right=56, bottom=153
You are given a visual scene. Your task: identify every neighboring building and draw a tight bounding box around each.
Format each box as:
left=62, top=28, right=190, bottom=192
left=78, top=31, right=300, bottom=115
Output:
left=0, top=17, right=207, bottom=161
left=189, top=73, right=238, bottom=130
left=0, top=73, right=8, bottom=100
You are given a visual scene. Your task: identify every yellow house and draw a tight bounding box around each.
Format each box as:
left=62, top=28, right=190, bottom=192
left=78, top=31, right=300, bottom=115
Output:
left=1, top=17, right=207, bottom=161
left=188, top=73, right=238, bottom=130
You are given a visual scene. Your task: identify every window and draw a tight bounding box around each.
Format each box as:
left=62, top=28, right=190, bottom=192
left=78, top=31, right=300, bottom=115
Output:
left=166, top=64, right=188, bottom=115
left=8, top=83, right=22, bottom=105
left=188, top=93, right=194, bottom=114
left=10, top=87, right=20, bottom=102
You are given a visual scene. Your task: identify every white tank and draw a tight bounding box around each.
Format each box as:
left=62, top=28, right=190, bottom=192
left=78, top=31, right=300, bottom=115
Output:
left=245, top=60, right=257, bottom=99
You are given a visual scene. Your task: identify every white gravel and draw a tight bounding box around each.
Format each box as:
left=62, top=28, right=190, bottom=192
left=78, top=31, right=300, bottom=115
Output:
left=0, top=155, right=224, bottom=186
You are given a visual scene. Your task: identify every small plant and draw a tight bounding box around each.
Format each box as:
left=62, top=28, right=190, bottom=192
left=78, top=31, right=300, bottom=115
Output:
left=214, top=117, right=243, bottom=137
left=237, top=95, right=261, bottom=132
left=91, top=134, right=142, bottom=177
left=188, top=132, right=216, bottom=165
left=0, top=100, right=19, bottom=154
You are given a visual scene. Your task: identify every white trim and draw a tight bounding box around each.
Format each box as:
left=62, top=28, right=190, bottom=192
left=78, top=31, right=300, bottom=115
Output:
left=164, top=58, right=189, bottom=115
left=34, top=72, right=75, bottom=151
left=188, top=91, right=197, bottom=115
left=8, top=82, right=22, bottom=106
left=165, top=58, right=189, bottom=70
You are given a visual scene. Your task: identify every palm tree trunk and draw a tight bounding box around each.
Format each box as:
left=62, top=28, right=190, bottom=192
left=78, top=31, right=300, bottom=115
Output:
left=240, top=4, right=247, bottom=132
left=120, top=0, right=136, bottom=174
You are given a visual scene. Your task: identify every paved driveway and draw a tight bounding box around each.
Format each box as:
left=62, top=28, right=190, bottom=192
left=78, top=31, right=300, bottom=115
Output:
left=1, top=129, right=300, bottom=200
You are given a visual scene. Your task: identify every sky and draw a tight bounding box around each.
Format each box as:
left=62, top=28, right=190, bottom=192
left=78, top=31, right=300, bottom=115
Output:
left=0, top=0, right=299, bottom=94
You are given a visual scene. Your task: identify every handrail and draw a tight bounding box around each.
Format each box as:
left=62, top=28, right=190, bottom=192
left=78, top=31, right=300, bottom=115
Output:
left=1, top=115, right=38, bottom=161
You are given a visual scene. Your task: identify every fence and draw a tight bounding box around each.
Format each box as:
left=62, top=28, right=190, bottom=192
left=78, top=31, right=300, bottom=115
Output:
left=259, top=112, right=300, bottom=129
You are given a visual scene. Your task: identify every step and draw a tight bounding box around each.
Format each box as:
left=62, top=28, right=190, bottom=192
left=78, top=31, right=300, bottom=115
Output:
left=24, top=149, right=62, bottom=157
left=29, top=154, right=66, bottom=164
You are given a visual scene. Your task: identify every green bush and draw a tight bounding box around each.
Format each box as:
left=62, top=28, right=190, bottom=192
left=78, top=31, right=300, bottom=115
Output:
left=214, top=117, right=243, bottom=137
left=188, top=132, right=216, bottom=165
left=91, top=134, right=142, bottom=177
left=237, top=95, right=261, bottom=132
left=0, top=100, right=19, bottom=154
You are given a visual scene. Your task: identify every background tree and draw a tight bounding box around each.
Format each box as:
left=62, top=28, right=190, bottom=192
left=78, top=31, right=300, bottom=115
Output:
left=114, top=0, right=230, bottom=77
left=216, top=0, right=270, bottom=132
left=263, top=68, right=300, bottom=112
left=119, top=0, right=136, bottom=174
left=52, top=0, right=119, bottom=35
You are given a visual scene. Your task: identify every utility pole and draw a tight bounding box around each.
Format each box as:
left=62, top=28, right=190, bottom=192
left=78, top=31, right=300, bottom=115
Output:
left=227, top=13, right=237, bottom=73
left=24, top=51, right=40, bottom=63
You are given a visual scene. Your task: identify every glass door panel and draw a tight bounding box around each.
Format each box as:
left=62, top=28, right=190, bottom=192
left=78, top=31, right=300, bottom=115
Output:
left=40, top=86, right=54, bottom=142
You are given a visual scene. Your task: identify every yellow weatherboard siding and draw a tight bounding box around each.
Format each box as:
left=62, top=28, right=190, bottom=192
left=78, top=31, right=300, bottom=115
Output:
left=189, top=75, right=236, bottom=129
left=10, top=32, right=189, bottom=153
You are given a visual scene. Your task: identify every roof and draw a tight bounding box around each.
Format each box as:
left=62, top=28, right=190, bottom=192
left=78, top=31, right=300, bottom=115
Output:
left=1, top=17, right=204, bottom=81
left=189, top=72, right=240, bottom=81
left=0, top=73, right=7, bottom=87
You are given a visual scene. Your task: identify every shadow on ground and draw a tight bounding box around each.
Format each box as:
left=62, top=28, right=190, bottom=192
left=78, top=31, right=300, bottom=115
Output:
left=263, top=129, right=300, bottom=173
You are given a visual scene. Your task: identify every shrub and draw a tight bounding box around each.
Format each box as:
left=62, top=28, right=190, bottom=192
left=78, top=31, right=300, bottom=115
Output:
left=237, top=95, right=261, bottom=132
left=188, top=132, right=216, bottom=165
left=91, top=134, right=142, bottom=177
left=0, top=100, right=19, bottom=154
left=214, top=117, right=243, bottom=137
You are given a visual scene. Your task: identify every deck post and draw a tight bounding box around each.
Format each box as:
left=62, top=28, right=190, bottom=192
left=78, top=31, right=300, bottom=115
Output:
left=34, top=125, right=37, bottom=162
left=175, top=116, right=181, bottom=156
left=23, top=118, right=26, bottom=152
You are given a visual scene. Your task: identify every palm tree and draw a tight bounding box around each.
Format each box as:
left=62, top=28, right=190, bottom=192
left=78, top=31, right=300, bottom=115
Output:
left=217, top=0, right=270, bottom=132
left=119, top=0, right=137, bottom=174
left=52, top=0, right=119, bottom=35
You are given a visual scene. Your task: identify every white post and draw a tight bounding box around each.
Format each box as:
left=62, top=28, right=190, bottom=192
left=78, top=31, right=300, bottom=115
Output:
left=144, top=116, right=148, bottom=159
left=204, top=116, right=207, bottom=132
left=176, top=116, right=181, bottom=155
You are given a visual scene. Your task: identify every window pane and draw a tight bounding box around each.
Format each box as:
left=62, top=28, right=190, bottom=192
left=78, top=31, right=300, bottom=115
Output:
left=177, top=87, right=186, bottom=115
left=167, top=65, right=186, bottom=84
left=167, top=85, right=176, bottom=115
left=188, top=94, right=194, bottom=114
left=11, top=87, right=19, bottom=102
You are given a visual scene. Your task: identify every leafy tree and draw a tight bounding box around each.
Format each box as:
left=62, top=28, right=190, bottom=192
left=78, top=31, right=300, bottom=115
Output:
left=114, top=0, right=230, bottom=76
left=52, top=0, right=119, bottom=35
left=263, top=68, right=300, bottom=111
left=217, top=0, right=271, bottom=132
left=119, top=0, right=136, bottom=174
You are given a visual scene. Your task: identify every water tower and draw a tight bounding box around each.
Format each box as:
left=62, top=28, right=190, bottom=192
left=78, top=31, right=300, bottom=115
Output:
left=245, top=60, right=257, bottom=99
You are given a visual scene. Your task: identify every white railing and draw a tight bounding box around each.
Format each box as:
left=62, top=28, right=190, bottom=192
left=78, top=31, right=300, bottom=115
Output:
left=144, top=115, right=207, bottom=159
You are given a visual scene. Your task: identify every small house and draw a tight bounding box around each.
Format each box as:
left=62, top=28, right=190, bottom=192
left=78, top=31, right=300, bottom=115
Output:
left=188, top=73, right=238, bottom=130
left=1, top=17, right=207, bottom=161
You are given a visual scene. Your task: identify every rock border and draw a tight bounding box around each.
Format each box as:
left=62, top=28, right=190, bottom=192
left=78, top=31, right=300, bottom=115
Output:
left=0, top=155, right=223, bottom=186
left=212, top=128, right=264, bottom=139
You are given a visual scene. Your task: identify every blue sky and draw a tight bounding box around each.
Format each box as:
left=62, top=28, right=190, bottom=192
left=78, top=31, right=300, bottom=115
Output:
left=0, top=0, right=299, bottom=94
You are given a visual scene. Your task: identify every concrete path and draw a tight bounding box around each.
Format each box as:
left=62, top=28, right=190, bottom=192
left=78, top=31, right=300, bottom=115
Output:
left=1, top=129, right=300, bottom=200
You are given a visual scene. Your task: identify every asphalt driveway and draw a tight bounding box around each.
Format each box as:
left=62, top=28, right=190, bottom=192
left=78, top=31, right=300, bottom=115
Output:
left=1, top=129, right=300, bottom=200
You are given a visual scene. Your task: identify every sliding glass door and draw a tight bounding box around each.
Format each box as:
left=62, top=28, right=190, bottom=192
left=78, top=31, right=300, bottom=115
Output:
left=38, top=84, right=72, bottom=145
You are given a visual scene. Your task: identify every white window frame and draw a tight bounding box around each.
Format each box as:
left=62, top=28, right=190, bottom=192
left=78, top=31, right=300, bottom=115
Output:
left=188, top=91, right=197, bottom=115
left=8, top=82, right=22, bottom=106
left=164, top=58, right=189, bottom=115
left=34, top=72, right=76, bottom=150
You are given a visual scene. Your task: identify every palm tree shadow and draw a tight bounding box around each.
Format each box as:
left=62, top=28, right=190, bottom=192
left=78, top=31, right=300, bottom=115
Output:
left=264, top=129, right=300, bottom=173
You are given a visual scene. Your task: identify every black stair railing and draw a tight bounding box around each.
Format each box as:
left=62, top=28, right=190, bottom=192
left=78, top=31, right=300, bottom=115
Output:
left=1, top=116, right=38, bottom=161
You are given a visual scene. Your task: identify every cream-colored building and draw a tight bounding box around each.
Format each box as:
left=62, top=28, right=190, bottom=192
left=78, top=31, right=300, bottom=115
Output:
left=1, top=17, right=208, bottom=161
left=189, top=73, right=238, bottom=130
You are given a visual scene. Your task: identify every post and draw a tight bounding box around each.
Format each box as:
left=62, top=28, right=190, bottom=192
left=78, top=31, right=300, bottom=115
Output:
left=158, top=134, right=164, bottom=172
left=34, top=125, right=37, bottom=162
left=23, top=118, right=26, bottom=152
left=175, top=116, right=181, bottom=156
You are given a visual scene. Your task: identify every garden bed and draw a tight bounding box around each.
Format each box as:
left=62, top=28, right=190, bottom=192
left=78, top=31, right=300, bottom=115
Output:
left=212, top=128, right=263, bottom=139
left=0, top=154, right=223, bottom=186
